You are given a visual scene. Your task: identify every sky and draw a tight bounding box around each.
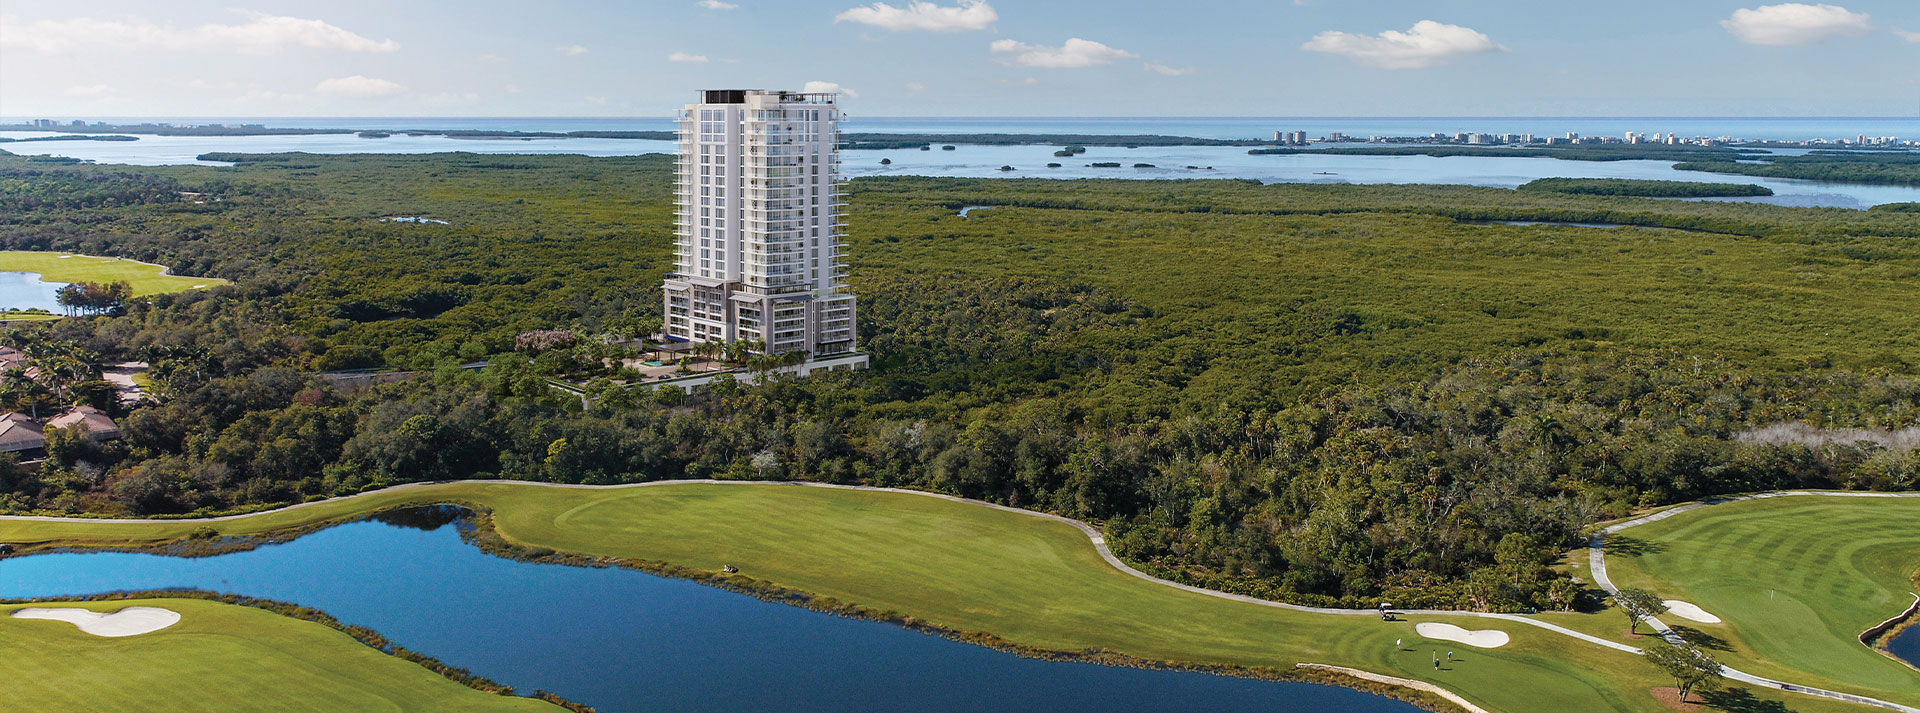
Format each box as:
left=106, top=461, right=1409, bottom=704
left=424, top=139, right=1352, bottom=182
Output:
left=2, top=0, right=1917, bottom=118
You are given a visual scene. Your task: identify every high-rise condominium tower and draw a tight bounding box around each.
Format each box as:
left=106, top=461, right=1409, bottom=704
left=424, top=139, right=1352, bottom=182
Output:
left=662, top=89, right=857, bottom=356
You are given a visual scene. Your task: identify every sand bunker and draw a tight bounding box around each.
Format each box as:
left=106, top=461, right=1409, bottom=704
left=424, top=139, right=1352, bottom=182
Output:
left=1662, top=600, right=1722, bottom=624
left=1415, top=622, right=1510, bottom=648
left=11, top=606, right=181, bottom=637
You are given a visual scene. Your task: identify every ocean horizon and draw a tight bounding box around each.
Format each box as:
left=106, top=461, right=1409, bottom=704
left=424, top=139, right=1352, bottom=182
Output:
left=6, top=115, right=1916, bottom=142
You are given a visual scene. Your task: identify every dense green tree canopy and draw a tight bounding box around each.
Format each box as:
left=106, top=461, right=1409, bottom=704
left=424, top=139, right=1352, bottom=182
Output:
left=1, top=151, right=1915, bottom=611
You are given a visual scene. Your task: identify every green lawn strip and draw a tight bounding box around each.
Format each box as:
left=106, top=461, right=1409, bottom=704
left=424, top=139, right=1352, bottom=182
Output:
left=1605, top=496, right=1920, bottom=700
left=0, top=598, right=557, bottom=713
left=0, top=250, right=227, bottom=297
left=0, top=482, right=1880, bottom=713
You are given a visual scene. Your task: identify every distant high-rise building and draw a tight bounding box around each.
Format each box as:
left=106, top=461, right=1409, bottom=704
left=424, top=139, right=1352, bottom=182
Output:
left=1293, top=130, right=1308, bottom=144
left=662, top=89, right=858, bottom=357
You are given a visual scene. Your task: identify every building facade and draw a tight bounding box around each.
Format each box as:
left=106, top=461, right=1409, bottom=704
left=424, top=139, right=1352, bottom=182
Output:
left=662, top=89, right=858, bottom=356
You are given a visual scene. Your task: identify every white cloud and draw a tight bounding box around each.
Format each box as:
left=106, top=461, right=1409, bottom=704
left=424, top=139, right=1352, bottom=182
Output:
left=699, top=0, right=740, bottom=8
left=0, top=11, right=398, bottom=54
left=1897, top=28, right=1920, bottom=42
left=904, top=81, right=927, bottom=91
left=803, top=80, right=858, bottom=98
left=477, top=53, right=505, bottom=63
left=584, top=95, right=608, bottom=105
left=835, top=1, right=995, bottom=32
left=64, top=84, right=112, bottom=97
left=559, top=44, right=590, bottom=56
left=1144, top=61, right=1192, bottom=76
left=1300, top=20, right=1504, bottom=69
left=668, top=51, right=709, bottom=63
left=989, top=38, right=1135, bottom=68
left=1722, top=4, right=1871, bottom=45
left=314, top=75, right=408, bottom=98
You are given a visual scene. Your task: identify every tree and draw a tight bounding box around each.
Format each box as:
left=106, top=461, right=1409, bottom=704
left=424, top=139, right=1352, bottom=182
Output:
left=1644, top=639, right=1722, bottom=703
left=69, top=379, right=118, bottom=410
left=0, top=368, right=51, bottom=419
left=1615, top=587, right=1668, bottom=635
left=54, top=281, right=130, bottom=316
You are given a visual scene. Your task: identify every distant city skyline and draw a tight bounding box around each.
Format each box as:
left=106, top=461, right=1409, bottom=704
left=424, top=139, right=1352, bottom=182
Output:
left=3, top=1, right=1918, bottom=118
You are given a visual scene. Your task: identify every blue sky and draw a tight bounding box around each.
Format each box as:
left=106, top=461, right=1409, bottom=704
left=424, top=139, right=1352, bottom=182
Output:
left=2, top=1, right=1917, bottom=117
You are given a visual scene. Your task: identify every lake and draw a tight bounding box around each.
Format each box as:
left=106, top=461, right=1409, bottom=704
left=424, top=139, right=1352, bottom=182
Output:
left=0, top=509, right=1420, bottom=713
left=5, top=116, right=1919, bottom=209
left=1891, top=623, right=1920, bottom=670
left=0, top=271, right=66, bottom=312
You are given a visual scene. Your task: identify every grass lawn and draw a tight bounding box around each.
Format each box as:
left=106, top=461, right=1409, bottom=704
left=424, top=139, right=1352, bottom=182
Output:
left=0, top=312, right=62, bottom=322
left=0, top=250, right=227, bottom=297
left=1604, top=496, right=1920, bottom=702
left=0, top=481, right=1875, bottom=713
left=0, top=598, right=558, bottom=713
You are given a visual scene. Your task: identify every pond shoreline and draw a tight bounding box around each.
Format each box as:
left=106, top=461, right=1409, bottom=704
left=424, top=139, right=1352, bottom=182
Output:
left=1, top=499, right=1461, bottom=713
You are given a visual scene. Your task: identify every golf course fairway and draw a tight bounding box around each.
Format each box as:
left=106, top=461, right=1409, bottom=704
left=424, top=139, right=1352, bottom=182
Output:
left=1604, top=495, right=1920, bottom=703
left=0, top=598, right=559, bottom=712
left=0, top=481, right=1902, bottom=713
left=0, top=251, right=226, bottom=297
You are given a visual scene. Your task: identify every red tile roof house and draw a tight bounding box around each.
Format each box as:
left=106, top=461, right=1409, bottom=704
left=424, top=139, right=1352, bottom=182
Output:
left=0, top=412, right=44, bottom=454
left=46, top=406, right=122, bottom=441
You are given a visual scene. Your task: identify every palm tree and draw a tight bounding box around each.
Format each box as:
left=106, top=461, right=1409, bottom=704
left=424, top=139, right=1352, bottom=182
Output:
left=0, top=370, right=50, bottom=419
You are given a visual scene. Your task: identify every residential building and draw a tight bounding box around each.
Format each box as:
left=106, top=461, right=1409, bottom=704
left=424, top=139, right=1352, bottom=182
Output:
left=0, top=412, right=43, bottom=453
left=47, top=406, right=121, bottom=441
left=661, top=89, right=858, bottom=357
left=0, top=346, right=39, bottom=381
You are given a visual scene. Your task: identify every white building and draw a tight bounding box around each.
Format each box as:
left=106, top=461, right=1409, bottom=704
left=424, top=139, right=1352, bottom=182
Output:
left=662, top=89, right=859, bottom=357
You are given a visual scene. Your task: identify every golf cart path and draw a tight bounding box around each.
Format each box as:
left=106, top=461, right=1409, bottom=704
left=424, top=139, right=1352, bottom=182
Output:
left=5, top=481, right=1915, bottom=711
left=1591, top=490, right=1920, bottom=713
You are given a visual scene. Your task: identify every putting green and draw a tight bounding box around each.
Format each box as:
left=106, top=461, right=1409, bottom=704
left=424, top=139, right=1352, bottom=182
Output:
left=0, top=481, right=1872, bottom=713
left=1605, top=495, right=1920, bottom=701
left=0, top=250, right=226, bottom=298
left=0, top=598, right=557, bottom=712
